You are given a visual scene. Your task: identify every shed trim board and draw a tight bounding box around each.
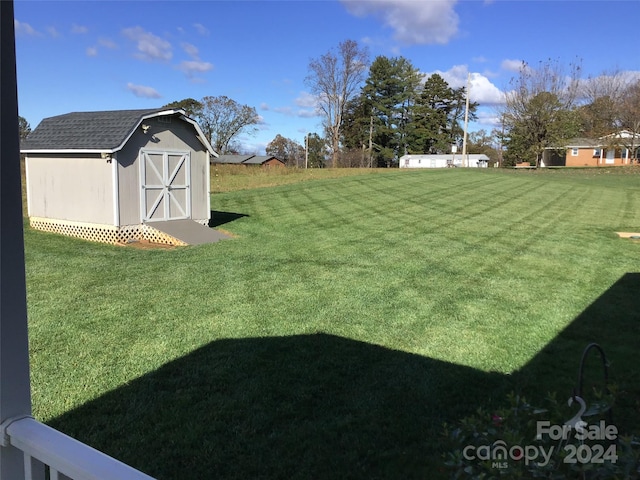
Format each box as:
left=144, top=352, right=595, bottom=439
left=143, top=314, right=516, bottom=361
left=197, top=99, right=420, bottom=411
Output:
left=140, top=149, right=191, bottom=223
left=206, top=152, right=211, bottom=221
left=25, top=153, right=32, bottom=217
left=112, top=155, right=119, bottom=227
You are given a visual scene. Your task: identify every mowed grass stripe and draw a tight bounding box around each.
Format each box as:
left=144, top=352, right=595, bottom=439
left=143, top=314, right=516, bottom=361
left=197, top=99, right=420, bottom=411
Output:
left=25, top=168, right=640, bottom=479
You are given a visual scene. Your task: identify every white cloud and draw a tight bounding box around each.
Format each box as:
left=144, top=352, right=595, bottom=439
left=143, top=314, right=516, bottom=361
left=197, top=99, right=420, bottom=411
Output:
left=86, top=46, right=98, bottom=57
left=126, top=82, right=162, bottom=99
left=293, top=92, right=321, bottom=117
left=15, top=20, right=39, bottom=36
left=71, top=23, right=88, bottom=34
left=178, top=60, right=214, bottom=76
left=426, top=65, right=504, bottom=105
left=98, top=37, right=117, bottom=49
left=176, top=42, right=213, bottom=80
left=470, top=73, right=505, bottom=105
left=295, top=91, right=318, bottom=109
left=501, top=59, right=524, bottom=72
left=341, top=0, right=459, bottom=45
left=46, top=26, right=60, bottom=38
left=194, top=23, right=210, bottom=36
left=181, top=42, right=200, bottom=59
left=122, top=26, right=172, bottom=62
left=297, top=109, right=320, bottom=118
left=273, top=106, right=294, bottom=115
left=475, top=109, right=502, bottom=128
left=262, top=92, right=320, bottom=120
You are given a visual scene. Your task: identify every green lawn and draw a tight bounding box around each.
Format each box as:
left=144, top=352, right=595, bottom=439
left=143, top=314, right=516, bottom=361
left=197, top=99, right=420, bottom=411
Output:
left=25, top=168, right=640, bottom=479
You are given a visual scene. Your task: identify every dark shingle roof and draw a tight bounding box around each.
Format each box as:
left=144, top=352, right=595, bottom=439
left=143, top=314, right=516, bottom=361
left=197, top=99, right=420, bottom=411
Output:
left=564, top=138, right=600, bottom=148
left=22, top=108, right=166, bottom=151
left=242, top=155, right=283, bottom=165
left=212, top=155, right=254, bottom=164
left=212, top=155, right=285, bottom=165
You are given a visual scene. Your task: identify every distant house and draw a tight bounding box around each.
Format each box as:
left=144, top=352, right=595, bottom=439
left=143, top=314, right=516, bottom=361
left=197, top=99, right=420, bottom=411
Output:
left=21, top=108, right=228, bottom=246
left=543, top=130, right=640, bottom=167
left=212, top=154, right=285, bottom=167
left=399, top=154, right=489, bottom=169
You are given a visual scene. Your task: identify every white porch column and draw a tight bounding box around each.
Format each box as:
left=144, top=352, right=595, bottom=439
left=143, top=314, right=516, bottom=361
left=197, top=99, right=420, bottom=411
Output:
left=1, top=1, right=36, bottom=478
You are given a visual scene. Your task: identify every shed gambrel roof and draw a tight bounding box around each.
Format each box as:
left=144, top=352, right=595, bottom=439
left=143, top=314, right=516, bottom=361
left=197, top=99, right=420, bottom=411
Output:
left=21, top=108, right=216, bottom=155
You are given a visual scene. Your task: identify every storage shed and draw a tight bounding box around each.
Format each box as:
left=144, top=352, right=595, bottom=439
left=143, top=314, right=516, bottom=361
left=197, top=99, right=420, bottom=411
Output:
left=21, top=108, right=223, bottom=246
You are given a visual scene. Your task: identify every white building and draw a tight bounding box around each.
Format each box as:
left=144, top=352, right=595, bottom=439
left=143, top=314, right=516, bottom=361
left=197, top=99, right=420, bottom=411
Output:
left=399, top=154, right=490, bottom=168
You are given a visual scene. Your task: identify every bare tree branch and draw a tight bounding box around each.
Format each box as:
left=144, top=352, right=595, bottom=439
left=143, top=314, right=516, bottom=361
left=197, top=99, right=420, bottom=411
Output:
left=306, top=40, right=369, bottom=167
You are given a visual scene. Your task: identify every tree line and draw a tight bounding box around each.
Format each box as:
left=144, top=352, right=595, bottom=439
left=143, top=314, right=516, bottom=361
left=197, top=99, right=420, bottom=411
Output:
left=500, top=60, right=640, bottom=167
left=165, top=40, right=481, bottom=168
left=19, top=41, right=640, bottom=169
left=304, top=40, right=480, bottom=167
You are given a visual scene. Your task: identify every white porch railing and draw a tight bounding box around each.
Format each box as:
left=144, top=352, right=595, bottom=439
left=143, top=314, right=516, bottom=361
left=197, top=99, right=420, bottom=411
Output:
left=0, top=3, right=157, bottom=479
left=0, top=416, right=156, bottom=480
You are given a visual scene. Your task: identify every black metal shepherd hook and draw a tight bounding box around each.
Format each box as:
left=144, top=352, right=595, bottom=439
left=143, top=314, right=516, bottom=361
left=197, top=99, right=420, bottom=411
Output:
left=574, top=342, right=613, bottom=425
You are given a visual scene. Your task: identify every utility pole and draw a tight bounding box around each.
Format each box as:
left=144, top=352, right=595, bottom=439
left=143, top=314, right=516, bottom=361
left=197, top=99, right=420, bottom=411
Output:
left=462, top=72, right=471, bottom=168
left=368, top=114, right=374, bottom=168
left=305, top=133, right=308, bottom=169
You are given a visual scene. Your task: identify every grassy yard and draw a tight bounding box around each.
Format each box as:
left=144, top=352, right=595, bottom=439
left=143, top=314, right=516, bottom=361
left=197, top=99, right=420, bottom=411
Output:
left=24, top=167, right=640, bottom=479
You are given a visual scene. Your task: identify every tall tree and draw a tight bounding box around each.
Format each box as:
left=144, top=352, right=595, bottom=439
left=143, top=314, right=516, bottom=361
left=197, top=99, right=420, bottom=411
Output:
left=306, top=39, right=369, bottom=167
left=394, top=57, right=423, bottom=156
left=466, top=129, right=500, bottom=164
left=410, top=74, right=453, bottom=154
left=266, top=134, right=305, bottom=167
left=162, top=98, right=204, bottom=118
left=448, top=84, right=478, bottom=147
left=198, top=96, right=260, bottom=154
left=501, top=59, right=582, bottom=167
left=576, top=70, right=629, bottom=138
left=18, top=115, right=30, bottom=140
left=305, top=132, right=327, bottom=168
left=618, top=79, right=640, bottom=162
left=340, top=95, right=371, bottom=155
left=361, top=55, right=421, bottom=166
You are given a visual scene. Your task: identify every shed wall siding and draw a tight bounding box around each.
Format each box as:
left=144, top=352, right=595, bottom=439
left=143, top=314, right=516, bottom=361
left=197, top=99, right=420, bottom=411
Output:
left=26, top=155, right=114, bottom=224
left=117, top=120, right=210, bottom=226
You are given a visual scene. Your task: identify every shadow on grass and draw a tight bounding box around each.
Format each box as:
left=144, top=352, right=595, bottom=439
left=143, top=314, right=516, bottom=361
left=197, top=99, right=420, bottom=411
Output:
left=48, top=335, right=506, bottom=479
left=511, top=272, right=640, bottom=433
left=47, top=274, right=640, bottom=479
left=208, top=210, right=249, bottom=228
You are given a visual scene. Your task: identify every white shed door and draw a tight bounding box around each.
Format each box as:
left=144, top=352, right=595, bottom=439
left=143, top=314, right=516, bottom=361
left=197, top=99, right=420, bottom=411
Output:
left=140, top=150, right=191, bottom=222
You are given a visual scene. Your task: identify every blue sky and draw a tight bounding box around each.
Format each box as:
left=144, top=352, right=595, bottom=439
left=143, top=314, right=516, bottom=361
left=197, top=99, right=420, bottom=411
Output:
left=14, top=0, right=640, bottom=154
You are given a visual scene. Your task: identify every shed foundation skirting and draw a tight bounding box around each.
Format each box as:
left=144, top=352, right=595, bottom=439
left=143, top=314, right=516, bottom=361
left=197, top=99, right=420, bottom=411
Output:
left=28, top=217, right=206, bottom=246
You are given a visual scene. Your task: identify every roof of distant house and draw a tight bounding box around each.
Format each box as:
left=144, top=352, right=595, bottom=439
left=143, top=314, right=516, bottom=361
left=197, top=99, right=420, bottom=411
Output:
left=242, top=155, right=283, bottom=165
left=213, top=155, right=255, bottom=164
left=212, top=154, right=284, bottom=165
